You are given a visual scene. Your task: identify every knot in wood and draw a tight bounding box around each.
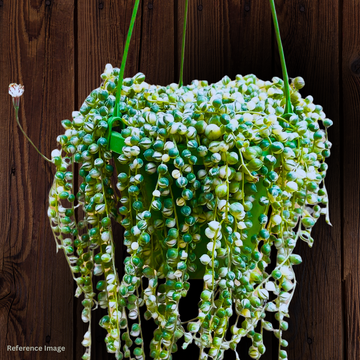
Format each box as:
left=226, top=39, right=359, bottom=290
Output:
left=351, top=58, right=360, bottom=75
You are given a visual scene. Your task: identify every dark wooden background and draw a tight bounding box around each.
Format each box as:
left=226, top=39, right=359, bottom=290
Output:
left=0, top=0, right=357, bottom=359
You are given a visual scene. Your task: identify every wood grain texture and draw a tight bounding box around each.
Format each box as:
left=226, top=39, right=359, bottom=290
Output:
left=176, top=0, right=273, bottom=86
left=138, top=0, right=175, bottom=85
left=274, top=1, right=343, bottom=359
left=76, top=0, right=142, bottom=106
left=76, top=1, right=143, bottom=358
left=342, top=1, right=360, bottom=359
left=0, top=1, right=75, bottom=359
left=176, top=2, right=274, bottom=359
left=0, top=0, right=352, bottom=359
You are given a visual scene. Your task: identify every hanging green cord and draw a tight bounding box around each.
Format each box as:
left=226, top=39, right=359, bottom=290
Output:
left=269, top=0, right=292, bottom=115
left=114, top=0, right=141, bottom=118
left=113, top=0, right=291, bottom=117
left=179, top=0, right=189, bottom=87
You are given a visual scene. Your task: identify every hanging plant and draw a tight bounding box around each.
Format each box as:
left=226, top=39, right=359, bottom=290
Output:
left=10, top=1, right=332, bottom=360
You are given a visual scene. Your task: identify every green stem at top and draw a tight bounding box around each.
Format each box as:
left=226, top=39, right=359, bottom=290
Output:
left=179, top=0, right=189, bottom=87
left=114, top=0, right=141, bottom=118
left=269, top=0, right=292, bottom=115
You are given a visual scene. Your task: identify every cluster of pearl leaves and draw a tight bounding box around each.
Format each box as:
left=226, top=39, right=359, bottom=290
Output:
left=48, top=64, right=332, bottom=360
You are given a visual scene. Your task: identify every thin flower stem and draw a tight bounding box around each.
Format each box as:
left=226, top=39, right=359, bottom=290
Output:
left=14, top=107, right=52, bottom=163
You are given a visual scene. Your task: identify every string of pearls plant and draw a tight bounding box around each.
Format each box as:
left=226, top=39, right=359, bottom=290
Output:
left=9, top=4, right=331, bottom=359
left=10, top=60, right=332, bottom=359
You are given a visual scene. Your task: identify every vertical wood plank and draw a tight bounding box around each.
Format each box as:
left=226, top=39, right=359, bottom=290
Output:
left=275, top=1, right=342, bottom=359
left=342, top=1, right=360, bottom=360
left=77, top=0, right=142, bottom=107
left=0, top=1, right=350, bottom=360
left=76, top=1, right=143, bottom=358
left=0, top=1, right=75, bottom=359
left=138, top=0, right=175, bottom=85
left=176, top=1, right=273, bottom=359
left=177, top=0, right=273, bottom=86
left=136, top=0, right=177, bottom=354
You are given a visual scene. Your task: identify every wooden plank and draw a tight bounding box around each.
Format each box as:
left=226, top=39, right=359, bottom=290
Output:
left=0, top=1, right=75, bottom=360
left=0, top=1, right=348, bottom=360
left=176, top=1, right=273, bottom=359
left=134, top=1, right=177, bottom=355
left=342, top=1, right=360, bottom=360
left=176, top=0, right=273, bottom=86
left=76, top=1, right=176, bottom=357
left=76, top=1, right=143, bottom=358
left=274, top=1, right=342, bottom=359
left=138, top=0, right=176, bottom=85
left=76, top=0, right=142, bottom=107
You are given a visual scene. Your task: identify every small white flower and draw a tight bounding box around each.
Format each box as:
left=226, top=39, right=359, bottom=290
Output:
left=9, top=83, right=24, bottom=98
left=9, top=83, right=24, bottom=107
